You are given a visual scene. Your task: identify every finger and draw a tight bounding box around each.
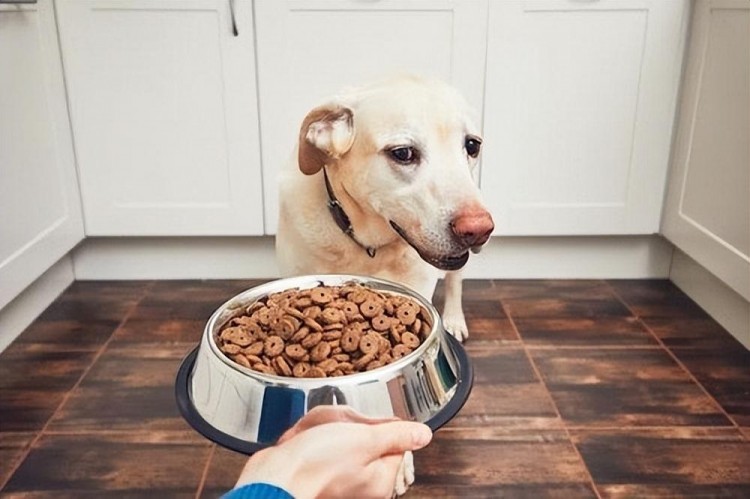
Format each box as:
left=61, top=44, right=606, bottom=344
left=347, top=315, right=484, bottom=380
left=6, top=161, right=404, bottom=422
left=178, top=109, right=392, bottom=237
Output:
left=277, top=406, right=347, bottom=443
left=278, top=406, right=398, bottom=444
left=310, top=405, right=400, bottom=425
left=356, top=421, right=433, bottom=462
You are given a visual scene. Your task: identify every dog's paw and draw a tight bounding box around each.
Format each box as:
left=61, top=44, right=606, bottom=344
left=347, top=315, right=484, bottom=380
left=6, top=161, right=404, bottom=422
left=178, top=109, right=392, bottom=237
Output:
left=442, top=310, right=469, bottom=342
left=393, top=451, right=415, bottom=497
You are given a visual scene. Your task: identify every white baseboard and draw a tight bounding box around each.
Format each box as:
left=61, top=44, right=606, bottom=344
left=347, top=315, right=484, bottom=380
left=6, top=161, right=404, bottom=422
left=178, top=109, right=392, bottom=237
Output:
left=71, top=235, right=674, bottom=280
left=0, top=255, right=75, bottom=352
left=670, top=249, right=750, bottom=349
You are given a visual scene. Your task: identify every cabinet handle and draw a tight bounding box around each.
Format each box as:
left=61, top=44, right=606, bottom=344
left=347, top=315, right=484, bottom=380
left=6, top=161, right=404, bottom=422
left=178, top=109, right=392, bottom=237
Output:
left=228, top=0, right=238, bottom=37
left=0, top=0, right=39, bottom=4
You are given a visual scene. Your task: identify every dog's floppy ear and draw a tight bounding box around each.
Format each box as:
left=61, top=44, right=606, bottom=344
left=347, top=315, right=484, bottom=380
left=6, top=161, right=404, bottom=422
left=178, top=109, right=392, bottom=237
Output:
left=298, top=104, right=355, bottom=175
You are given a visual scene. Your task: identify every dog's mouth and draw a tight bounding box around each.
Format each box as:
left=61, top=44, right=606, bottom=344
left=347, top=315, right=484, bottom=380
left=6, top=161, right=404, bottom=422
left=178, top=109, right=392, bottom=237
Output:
left=389, top=221, right=470, bottom=271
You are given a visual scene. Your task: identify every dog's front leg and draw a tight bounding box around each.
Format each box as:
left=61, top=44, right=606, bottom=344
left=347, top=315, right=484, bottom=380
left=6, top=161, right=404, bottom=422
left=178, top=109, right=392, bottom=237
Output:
left=441, top=270, right=468, bottom=341
left=393, top=450, right=414, bottom=496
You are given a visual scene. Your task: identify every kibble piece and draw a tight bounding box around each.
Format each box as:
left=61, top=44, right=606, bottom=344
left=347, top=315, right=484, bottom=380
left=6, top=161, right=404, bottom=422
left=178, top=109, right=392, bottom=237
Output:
left=411, top=318, right=421, bottom=335
left=295, top=297, right=313, bottom=309
left=353, top=353, right=375, bottom=370
left=222, top=327, right=253, bottom=347
left=366, top=359, right=384, bottom=371
left=264, top=335, right=285, bottom=357
left=232, top=354, right=251, bottom=368
left=303, top=317, right=324, bottom=332
left=359, top=332, right=381, bottom=355
left=285, top=344, right=307, bottom=361
left=307, top=366, right=327, bottom=378
left=384, top=299, right=394, bottom=315
left=337, top=362, right=354, bottom=373
left=341, top=327, right=362, bottom=353
left=323, top=330, right=343, bottom=341
left=303, top=306, right=322, bottom=320
left=371, top=314, right=391, bottom=332
left=347, top=289, right=369, bottom=304
left=392, top=344, right=413, bottom=359
left=253, top=363, right=276, bottom=375
left=245, top=354, right=262, bottom=365
left=274, top=356, right=293, bottom=376
left=360, top=299, right=383, bottom=318
left=293, top=362, right=311, bottom=378
left=222, top=343, right=241, bottom=355
left=378, top=335, right=391, bottom=355
left=342, top=301, right=359, bottom=317
left=277, top=316, right=300, bottom=340
left=310, top=341, right=331, bottom=362
left=396, top=303, right=418, bottom=325
left=301, top=331, right=323, bottom=349
left=420, top=320, right=432, bottom=337
left=321, top=307, right=345, bottom=325
left=290, top=326, right=311, bottom=344
left=311, top=288, right=333, bottom=304
left=317, top=358, right=338, bottom=374
left=243, top=341, right=264, bottom=356
left=256, top=307, right=272, bottom=326
left=401, top=331, right=421, bottom=349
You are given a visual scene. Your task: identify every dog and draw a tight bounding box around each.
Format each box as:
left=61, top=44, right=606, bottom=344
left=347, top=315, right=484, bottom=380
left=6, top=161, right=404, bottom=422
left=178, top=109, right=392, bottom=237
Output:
left=275, top=75, right=494, bottom=495
left=276, top=75, right=494, bottom=339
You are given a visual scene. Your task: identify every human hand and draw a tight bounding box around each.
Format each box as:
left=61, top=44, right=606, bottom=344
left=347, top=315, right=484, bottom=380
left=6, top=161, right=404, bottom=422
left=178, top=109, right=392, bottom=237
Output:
left=278, top=405, right=398, bottom=444
left=234, top=407, right=432, bottom=499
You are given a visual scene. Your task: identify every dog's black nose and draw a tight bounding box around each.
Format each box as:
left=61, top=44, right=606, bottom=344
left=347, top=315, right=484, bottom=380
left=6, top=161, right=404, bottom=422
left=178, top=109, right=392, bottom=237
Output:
left=451, top=208, right=494, bottom=247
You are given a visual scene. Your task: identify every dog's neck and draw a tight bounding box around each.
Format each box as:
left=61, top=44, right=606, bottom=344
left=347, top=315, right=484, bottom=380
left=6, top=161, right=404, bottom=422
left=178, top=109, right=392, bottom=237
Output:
left=322, top=167, right=399, bottom=257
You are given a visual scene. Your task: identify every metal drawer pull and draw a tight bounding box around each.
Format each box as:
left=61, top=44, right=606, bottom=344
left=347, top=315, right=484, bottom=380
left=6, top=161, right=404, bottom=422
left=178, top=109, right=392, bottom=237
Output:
left=0, top=0, right=39, bottom=4
left=228, top=0, right=238, bottom=37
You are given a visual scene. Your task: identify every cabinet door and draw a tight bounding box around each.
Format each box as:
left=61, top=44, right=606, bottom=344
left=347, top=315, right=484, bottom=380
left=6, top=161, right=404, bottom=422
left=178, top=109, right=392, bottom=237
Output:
left=662, top=0, right=750, bottom=301
left=56, top=0, right=264, bottom=235
left=0, top=0, right=84, bottom=310
left=255, top=0, right=488, bottom=234
left=482, top=0, right=688, bottom=235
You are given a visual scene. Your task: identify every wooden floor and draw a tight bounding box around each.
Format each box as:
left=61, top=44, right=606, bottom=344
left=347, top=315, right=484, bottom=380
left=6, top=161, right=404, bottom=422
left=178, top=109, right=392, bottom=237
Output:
left=1, top=279, right=748, bottom=498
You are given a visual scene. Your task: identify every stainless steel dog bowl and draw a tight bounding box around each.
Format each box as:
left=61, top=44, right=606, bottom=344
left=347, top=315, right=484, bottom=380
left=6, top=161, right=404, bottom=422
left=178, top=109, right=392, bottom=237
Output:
left=175, top=275, right=473, bottom=455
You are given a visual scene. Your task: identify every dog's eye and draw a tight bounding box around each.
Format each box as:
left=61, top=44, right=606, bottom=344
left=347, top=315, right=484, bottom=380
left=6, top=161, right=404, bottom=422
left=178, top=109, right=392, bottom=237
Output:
left=388, top=146, right=419, bottom=165
left=465, top=137, right=482, bottom=158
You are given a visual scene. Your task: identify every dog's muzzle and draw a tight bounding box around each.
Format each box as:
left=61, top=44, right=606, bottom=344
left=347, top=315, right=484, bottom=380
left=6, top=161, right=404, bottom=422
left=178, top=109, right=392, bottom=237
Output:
left=389, top=221, right=471, bottom=271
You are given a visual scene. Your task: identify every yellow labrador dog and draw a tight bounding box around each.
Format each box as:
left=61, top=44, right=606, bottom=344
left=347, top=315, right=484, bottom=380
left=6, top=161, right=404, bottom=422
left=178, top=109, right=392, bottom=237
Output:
left=276, top=76, right=494, bottom=495
left=277, top=75, right=494, bottom=339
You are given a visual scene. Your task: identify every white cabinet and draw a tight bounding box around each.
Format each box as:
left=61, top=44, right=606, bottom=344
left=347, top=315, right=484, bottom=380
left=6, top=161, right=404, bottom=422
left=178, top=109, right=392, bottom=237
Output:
left=662, top=0, right=750, bottom=301
left=56, top=0, right=264, bottom=236
left=0, top=0, right=84, bottom=310
left=254, top=0, right=489, bottom=234
left=481, top=0, right=688, bottom=235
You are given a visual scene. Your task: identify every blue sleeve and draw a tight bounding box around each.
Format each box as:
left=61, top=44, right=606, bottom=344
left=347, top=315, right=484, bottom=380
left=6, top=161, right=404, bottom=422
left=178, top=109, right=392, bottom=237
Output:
left=221, top=482, right=294, bottom=499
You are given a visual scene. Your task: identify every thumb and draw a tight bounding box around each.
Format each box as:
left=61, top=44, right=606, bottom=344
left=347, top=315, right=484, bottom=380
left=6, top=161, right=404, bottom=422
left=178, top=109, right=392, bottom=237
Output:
left=359, top=421, right=433, bottom=461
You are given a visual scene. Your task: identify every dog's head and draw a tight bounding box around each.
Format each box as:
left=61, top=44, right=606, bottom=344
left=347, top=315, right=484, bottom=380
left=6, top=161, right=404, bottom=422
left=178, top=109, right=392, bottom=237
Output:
left=297, top=76, right=494, bottom=271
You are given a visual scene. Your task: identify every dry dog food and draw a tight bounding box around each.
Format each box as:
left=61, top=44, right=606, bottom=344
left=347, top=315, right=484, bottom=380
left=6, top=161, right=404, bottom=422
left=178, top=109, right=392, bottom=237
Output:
left=217, top=283, right=432, bottom=378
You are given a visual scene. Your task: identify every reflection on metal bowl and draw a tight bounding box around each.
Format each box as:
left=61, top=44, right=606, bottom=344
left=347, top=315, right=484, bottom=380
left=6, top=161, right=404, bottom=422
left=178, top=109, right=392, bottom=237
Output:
left=175, top=274, right=474, bottom=455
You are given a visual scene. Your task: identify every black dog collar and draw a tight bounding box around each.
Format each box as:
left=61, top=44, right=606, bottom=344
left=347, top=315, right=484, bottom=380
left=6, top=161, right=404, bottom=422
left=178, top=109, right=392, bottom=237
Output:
left=323, top=168, right=377, bottom=258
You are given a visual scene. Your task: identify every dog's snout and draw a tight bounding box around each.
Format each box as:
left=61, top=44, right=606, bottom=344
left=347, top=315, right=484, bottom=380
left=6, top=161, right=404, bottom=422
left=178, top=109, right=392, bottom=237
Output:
left=451, top=209, right=494, bottom=247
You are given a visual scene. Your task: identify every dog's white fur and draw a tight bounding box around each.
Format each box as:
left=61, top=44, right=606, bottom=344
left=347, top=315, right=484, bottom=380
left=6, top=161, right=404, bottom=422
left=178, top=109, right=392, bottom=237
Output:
left=277, top=76, right=492, bottom=339
left=276, top=75, right=493, bottom=494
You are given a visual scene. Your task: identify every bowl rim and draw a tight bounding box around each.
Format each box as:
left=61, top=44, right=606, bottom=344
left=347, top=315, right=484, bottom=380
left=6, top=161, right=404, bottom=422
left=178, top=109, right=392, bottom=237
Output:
left=204, top=274, right=445, bottom=387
